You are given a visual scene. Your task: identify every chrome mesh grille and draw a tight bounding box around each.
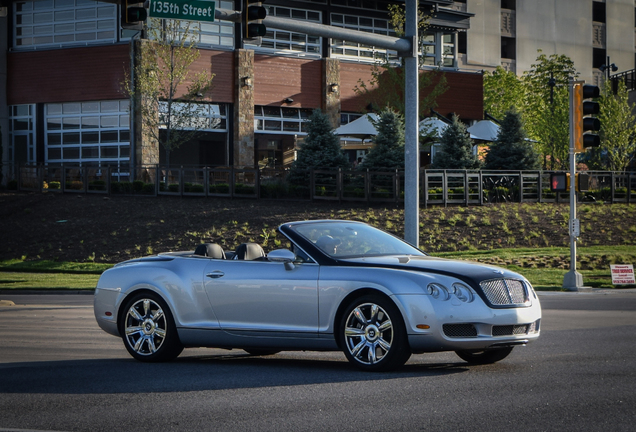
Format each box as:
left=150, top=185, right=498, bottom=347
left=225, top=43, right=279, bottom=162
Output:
left=492, top=324, right=529, bottom=336
left=443, top=324, right=477, bottom=338
left=479, top=278, right=529, bottom=306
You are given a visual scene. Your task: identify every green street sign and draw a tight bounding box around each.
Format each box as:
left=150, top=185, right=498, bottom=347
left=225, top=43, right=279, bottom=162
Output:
left=149, top=0, right=216, bottom=22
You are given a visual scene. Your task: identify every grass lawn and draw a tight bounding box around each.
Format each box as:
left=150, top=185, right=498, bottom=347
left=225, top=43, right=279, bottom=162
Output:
left=1, top=245, right=633, bottom=291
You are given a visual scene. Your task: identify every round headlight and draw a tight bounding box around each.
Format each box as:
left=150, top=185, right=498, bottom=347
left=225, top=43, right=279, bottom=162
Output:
left=427, top=283, right=450, bottom=301
left=452, top=283, right=474, bottom=303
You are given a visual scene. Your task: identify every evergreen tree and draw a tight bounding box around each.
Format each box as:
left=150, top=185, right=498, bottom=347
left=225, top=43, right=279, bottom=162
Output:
left=287, top=109, right=350, bottom=186
left=484, top=109, right=540, bottom=170
left=359, top=108, right=405, bottom=170
left=432, top=116, right=481, bottom=169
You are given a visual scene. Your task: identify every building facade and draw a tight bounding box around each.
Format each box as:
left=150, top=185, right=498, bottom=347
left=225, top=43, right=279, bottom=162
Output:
left=457, top=0, right=636, bottom=86
left=1, top=0, right=486, bottom=175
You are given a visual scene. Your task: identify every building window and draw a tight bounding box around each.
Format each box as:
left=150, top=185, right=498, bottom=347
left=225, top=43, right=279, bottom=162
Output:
left=593, top=48, right=607, bottom=69
left=9, top=105, right=37, bottom=165
left=501, top=0, right=516, bottom=10
left=330, top=13, right=398, bottom=63
left=501, top=36, right=516, bottom=60
left=13, top=0, right=117, bottom=50
left=457, top=31, right=467, bottom=55
left=593, top=2, right=606, bottom=23
left=246, top=6, right=322, bottom=57
left=254, top=106, right=313, bottom=134
left=340, top=112, right=363, bottom=125
left=45, top=100, right=130, bottom=166
left=158, top=102, right=228, bottom=131
left=147, top=1, right=235, bottom=49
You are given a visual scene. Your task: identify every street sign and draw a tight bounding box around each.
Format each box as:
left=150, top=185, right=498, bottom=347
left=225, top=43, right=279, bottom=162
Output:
left=149, top=0, right=215, bottom=22
left=610, top=265, right=635, bottom=285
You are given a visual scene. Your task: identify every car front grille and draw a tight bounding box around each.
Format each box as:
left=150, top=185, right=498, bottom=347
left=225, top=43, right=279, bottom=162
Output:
left=443, top=323, right=477, bottom=338
left=479, top=278, right=529, bottom=306
left=492, top=324, right=529, bottom=336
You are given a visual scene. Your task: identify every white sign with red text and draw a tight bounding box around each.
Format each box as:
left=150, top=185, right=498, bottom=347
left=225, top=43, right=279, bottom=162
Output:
left=610, top=265, right=635, bottom=285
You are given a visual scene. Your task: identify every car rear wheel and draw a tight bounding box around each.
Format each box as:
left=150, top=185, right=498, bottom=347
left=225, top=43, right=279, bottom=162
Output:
left=455, top=347, right=514, bottom=365
left=120, top=292, right=183, bottom=362
left=339, top=295, right=411, bottom=372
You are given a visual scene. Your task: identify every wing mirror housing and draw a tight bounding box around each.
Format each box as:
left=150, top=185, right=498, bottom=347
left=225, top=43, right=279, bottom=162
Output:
left=267, top=249, right=296, bottom=270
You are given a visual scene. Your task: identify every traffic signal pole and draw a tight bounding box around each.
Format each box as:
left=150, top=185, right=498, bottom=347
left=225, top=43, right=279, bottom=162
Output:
left=563, top=79, right=585, bottom=291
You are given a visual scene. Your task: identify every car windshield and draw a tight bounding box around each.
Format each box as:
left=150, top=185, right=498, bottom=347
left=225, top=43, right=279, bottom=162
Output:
left=290, top=221, right=425, bottom=258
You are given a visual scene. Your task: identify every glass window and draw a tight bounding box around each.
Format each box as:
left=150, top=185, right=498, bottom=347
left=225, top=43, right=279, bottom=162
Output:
left=44, top=99, right=130, bottom=166
left=246, top=6, right=322, bottom=58
left=254, top=106, right=311, bottom=135
left=13, top=0, right=117, bottom=50
left=9, top=104, right=37, bottom=164
left=157, top=102, right=228, bottom=132
left=330, top=13, right=398, bottom=63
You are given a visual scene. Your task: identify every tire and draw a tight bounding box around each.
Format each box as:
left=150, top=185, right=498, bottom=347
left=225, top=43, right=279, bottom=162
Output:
left=120, top=292, right=184, bottom=362
left=339, top=294, right=411, bottom=372
left=244, top=349, right=280, bottom=356
left=455, top=347, right=514, bottom=365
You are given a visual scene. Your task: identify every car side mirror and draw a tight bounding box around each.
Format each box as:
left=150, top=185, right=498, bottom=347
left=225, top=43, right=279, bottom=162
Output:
left=267, top=249, right=296, bottom=270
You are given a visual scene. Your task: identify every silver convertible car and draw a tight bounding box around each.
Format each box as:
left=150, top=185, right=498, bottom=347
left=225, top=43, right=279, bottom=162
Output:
left=94, top=220, right=541, bottom=371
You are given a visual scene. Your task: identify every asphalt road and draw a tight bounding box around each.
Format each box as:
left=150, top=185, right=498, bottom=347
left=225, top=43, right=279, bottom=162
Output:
left=1, top=291, right=635, bottom=432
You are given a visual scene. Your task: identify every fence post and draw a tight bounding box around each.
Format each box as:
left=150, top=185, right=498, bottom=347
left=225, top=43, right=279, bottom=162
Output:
left=538, top=171, right=543, bottom=203
left=611, top=171, right=616, bottom=204
left=423, top=170, right=428, bottom=209
left=628, top=172, right=632, bottom=204
left=395, top=168, right=400, bottom=204
left=443, top=170, right=448, bottom=207
left=256, top=168, right=261, bottom=200
left=464, top=170, right=468, bottom=206
left=478, top=171, right=484, bottom=206
left=518, top=170, right=523, bottom=202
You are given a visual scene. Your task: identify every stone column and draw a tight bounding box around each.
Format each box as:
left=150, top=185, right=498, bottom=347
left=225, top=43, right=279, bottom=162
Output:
left=322, top=58, right=341, bottom=129
left=132, top=39, right=159, bottom=169
left=233, top=49, right=255, bottom=168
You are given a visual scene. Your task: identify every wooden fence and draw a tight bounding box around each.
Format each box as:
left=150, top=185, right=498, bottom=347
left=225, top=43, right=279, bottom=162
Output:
left=3, top=164, right=636, bottom=206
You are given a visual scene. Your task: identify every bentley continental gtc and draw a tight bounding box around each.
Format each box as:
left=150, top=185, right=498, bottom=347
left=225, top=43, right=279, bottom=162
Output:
left=94, top=220, right=541, bottom=371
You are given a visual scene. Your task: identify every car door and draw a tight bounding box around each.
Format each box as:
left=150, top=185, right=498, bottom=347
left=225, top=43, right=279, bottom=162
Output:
left=203, top=259, right=320, bottom=335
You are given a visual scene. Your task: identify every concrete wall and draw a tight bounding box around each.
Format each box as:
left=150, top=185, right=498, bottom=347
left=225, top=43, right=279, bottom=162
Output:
left=466, top=0, right=502, bottom=69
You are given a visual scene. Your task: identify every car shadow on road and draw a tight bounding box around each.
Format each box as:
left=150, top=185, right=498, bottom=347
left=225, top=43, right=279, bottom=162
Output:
left=0, top=352, right=471, bottom=395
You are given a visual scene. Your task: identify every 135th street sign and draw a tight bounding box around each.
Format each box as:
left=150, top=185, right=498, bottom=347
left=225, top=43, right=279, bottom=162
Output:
left=149, top=0, right=216, bottom=22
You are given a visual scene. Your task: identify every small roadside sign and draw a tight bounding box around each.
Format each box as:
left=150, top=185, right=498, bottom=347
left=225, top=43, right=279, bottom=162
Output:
left=149, top=0, right=216, bottom=23
left=610, top=264, right=635, bottom=285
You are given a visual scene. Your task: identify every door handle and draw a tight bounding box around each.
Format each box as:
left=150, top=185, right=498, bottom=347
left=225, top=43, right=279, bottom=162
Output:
left=206, top=271, right=225, bottom=279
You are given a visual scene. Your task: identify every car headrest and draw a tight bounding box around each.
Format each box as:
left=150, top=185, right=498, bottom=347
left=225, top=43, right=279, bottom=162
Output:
left=194, top=243, right=226, bottom=259
left=234, top=243, right=266, bottom=260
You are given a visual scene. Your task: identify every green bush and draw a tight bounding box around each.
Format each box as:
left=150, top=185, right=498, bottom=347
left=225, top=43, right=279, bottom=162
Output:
left=67, top=180, right=84, bottom=190
left=133, top=180, right=145, bottom=192
left=142, top=183, right=155, bottom=194
left=89, top=180, right=106, bottom=191
left=111, top=181, right=133, bottom=194
left=168, top=183, right=180, bottom=193
left=48, top=181, right=61, bottom=190
left=184, top=183, right=204, bottom=193
left=209, top=183, right=230, bottom=194
left=260, top=181, right=288, bottom=199
left=234, top=183, right=256, bottom=195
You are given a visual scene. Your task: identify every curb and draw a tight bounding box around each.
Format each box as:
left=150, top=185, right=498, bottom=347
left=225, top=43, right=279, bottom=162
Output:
left=0, top=289, right=95, bottom=295
left=0, top=300, right=16, bottom=306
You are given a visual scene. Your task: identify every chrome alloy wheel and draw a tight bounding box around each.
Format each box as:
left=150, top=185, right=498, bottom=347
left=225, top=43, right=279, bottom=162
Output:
left=124, top=298, right=167, bottom=356
left=344, top=302, right=394, bottom=365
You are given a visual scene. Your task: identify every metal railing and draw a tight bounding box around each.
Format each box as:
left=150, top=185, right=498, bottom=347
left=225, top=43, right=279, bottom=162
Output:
left=2, top=164, right=635, bottom=205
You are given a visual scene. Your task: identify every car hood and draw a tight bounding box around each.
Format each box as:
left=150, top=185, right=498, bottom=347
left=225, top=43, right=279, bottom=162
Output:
left=337, top=255, right=525, bottom=285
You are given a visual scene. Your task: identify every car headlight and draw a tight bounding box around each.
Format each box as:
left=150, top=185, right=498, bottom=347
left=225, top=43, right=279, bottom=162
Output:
left=451, top=283, right=474, bottom=303
left=427, top=283, right=450, bottom=301
left=525, top=280, right=537, bottom=299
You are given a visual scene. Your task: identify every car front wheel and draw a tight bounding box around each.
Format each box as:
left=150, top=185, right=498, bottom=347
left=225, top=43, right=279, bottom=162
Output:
left=455, top=347, right=514, bottom=365
left=339, top=295, right=411, bottom=371
left=120, top=292, right=183, bottom=362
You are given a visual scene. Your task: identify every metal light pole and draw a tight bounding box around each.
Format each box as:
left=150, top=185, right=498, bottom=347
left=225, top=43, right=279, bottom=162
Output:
left=403, top=0, right=419, bottom=247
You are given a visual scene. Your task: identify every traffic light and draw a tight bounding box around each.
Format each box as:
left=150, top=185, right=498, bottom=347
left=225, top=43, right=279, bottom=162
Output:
left=243, top=0, right=267, bottom=39
left=550, top=173, right=569, bottom=192
left=121, top=0, right=147, bottom=29
left=550, top=173, right=589, bottom=192
left=573, top=84, right=600, bottom=152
